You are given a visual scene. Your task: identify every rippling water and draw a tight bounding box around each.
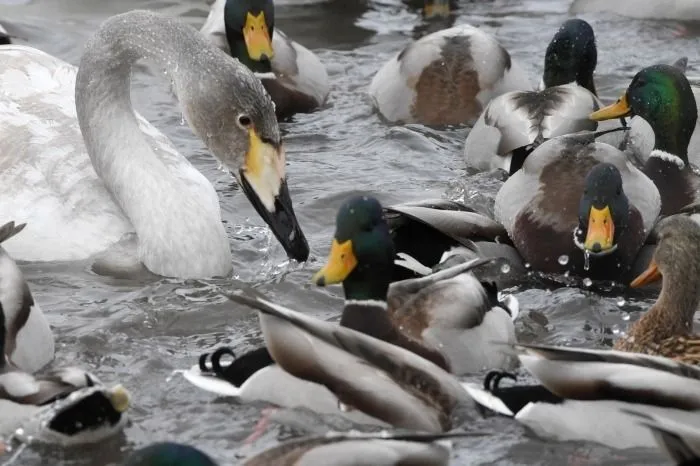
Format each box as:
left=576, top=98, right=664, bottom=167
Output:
left=1, top=0, right=699, bottom=464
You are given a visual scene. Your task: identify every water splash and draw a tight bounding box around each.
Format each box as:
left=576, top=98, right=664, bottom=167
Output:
left=582, top=277, right=593, bottom=288
left=583, top=250, right=591, bottom=271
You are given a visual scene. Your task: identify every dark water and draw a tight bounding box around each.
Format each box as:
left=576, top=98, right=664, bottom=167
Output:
left=1, top=0, right=699, bottom=464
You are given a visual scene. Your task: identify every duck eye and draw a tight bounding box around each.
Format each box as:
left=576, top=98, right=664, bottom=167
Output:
left=237, top=115, right=252, bottom=129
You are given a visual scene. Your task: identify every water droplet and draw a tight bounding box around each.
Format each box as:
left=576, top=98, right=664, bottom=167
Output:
left=582, top=277, right=593, bottom=288
left=558, top=255, right=569, bottom=266
left=338, top=401, right=353, bottom=412
left=611, top=325, right=621, bottom=335
left=500, top=263, right=511, bottom=274
left=583, top=250, right=591, bottom=271
left=622, top=312, right=631, bottom=321
left=616, top=297, right=626, bottom=307
left=524, top=262, right=531, bottom=269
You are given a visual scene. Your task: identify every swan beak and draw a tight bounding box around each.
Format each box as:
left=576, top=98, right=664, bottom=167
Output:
left=108, top=384, right=130, bottom=413
left=590, top=94, right=632, bottom=121
left=243, top=12, right=274, bottom=62
left=630, top=259, right=662, bottom=287
left=240, top=129, right=309, bottom=262
left=584, top=205, right=615, bottom=253
left=312, top=239, right=357, bottom=286
left=424, top=0, right=451, bottom=18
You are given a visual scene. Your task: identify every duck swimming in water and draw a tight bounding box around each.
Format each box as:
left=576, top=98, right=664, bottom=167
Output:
left=201, top=0, right=330, bottom=120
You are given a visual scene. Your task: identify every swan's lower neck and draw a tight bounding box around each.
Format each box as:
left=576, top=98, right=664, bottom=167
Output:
left=74, top=12, right=232, bottom=278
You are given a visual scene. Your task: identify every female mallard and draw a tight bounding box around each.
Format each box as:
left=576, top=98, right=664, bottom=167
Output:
left=591, top=65, right=700, bottom=216
left=0, top=11, right=309, bottom=279
left=201, top=0, right=330, bottom=120
left=369, top=24, right=530, bottom=126
left=464, top=19, right=615, bottom=174
left=494, top=131, right=660, bottom=281
left=462, top=343, right=700, bottom=450
left=613, top=215, right=700, bottom=360
left=0, top=306, right=129, bottom=445
left=0, top=221, right=54, bottom=374
left=312, top=195, right=519, bottom=375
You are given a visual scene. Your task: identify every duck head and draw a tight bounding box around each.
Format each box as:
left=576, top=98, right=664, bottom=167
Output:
left=313, top=196, right=395, bottom=301
left=542, top=19, right=597, bottom=95
left=591, top=65, right=697, bottom=163
left=123, top=442, right=218, bottom=466
left=423, top=0, right=452, bottom=19
left=223, top=0, right=275, bottom=73
left=574, top=163, right=630, bottom=257
left=630, top=215, right=700, bottom=290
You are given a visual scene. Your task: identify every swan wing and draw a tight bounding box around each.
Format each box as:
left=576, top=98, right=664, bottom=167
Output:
left=0, top=45, right=132, bottom=261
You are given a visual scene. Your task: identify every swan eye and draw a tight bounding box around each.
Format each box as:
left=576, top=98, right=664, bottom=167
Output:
left=237, top=115, right=252, bottom=129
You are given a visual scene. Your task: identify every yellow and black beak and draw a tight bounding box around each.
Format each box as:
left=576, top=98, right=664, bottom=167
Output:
left=243, top=12, right=274, bottom=62
left=312, top=239, right=357, bottom=286
left=590, top=94, right=632, bottom=122
left=240, top=128, right=309, bottom=262
left=423, top=0, right=451, bottom=18
left=584, top=205, right=615, bottom=253
left=630, top=259, right=662, bottom=288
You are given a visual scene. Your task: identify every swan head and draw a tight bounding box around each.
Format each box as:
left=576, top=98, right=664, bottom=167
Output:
left=181, top=65, right=309, bottom=263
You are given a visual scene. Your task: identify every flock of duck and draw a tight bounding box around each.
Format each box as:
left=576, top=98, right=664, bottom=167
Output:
left=2, top=0, right=700, bottom=464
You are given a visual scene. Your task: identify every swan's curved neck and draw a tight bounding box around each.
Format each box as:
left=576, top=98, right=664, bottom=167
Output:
left=75, top=12, right=232, bottom=278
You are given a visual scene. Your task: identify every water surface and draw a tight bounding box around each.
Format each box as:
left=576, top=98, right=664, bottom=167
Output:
left=1, top=0, right=698, bottom=464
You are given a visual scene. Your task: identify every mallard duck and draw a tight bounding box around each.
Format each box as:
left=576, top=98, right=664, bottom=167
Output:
left=312, top=195, right=520, bottom=375
left=613, top=215, right=700, bottom=359
left=242, top=431, right=464, bottom=466
left=183, top=345, right=388, bottom=427
left=626, top=410, right=700, bottom=465
left=494, top=131, right=661, bottom=281
left=123, top=442, right=218, bottom=466
left=569, top=0, right=700, bottom=21
left=0, top=10, right=309, bottom=279
left=0, top=221, right=54, bottom=373
left=384, top=139, right=661, bottom=284
left=591, top=65, right=700, bottom=216
left=184, top=251, right=509, bottom=424
left=382, top=199, right=527, bottom=283
left=462, top=343, right=700, bottom=449
left=369, top=24, right=530, bottom=126
left=200, top=0, right=330, bottom=120
left=0, top=305, right=129, bottom=445
left=464, top=19, right=619, bottom=174
left=402, top=0, right=457, bottom=18
left=217, top=290, right=473, bottom=432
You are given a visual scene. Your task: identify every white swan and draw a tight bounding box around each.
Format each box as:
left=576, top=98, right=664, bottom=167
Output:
left=0, top=10, right=309, bottom=279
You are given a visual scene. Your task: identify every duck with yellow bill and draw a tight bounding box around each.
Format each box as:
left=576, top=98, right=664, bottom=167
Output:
left=201, top=0, right=330, bottom=120
left=591, top=64, right=700, bottom=216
